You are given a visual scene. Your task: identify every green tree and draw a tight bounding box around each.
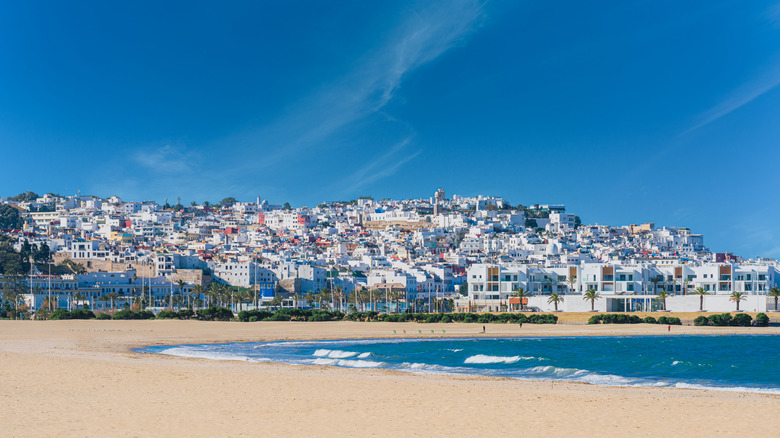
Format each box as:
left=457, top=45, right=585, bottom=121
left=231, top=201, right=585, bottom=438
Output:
left=8, top=191, right=40, bottom=202
left=583, top=288, right=601, bottom=311
left=547, top=292, right=564, bottom=311
left=34, top=242, right=51, bottom=263
left=692, top=287, right=709, bottom=312
left=730, top=291, right=746, bottom=311
left=511, top=287, right=531, bottom=312
left=282, top=202, right=292, bottom=211
left=650, top=275, right=664, bottom=294
left=656, top=290, right=670, bottom=311
left=566, top=274, right=577, bottom=294
left=220, top=197, right=237, bottom=207
left=0, top=204, right=24, bottom=229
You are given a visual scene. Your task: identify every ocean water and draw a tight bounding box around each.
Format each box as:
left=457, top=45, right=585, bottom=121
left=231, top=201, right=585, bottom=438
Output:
left=140, top=335, right=780, bottom=394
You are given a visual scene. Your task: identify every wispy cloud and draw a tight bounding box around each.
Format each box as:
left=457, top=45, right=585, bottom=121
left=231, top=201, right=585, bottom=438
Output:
left=119, top=1, right=485, bottom=203
left=132, top=144, right=196, bottom=173
left=222, top=0, right=485, bottom=169
left=764, top=2, right=780, bottom=27
left=330, top=138, right=422, bottom=195
left=684, top=67, right=780, bottom=133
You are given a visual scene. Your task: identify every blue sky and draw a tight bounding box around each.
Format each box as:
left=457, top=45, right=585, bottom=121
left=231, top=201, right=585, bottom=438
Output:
left=1, top=1, right=779, bottom=258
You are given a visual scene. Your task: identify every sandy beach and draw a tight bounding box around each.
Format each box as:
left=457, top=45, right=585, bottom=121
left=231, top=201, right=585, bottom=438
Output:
left=2, top=320, right=780, bottom=437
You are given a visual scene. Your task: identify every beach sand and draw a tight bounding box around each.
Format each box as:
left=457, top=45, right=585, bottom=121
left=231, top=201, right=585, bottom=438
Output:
left=1, top=320, right=779, bottom=437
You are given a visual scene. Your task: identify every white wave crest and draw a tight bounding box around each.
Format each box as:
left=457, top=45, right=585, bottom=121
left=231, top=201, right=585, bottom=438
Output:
left=313, top=349, right=359, bottom=359
left=358, top=352, right=371, bottom=358
left=673, top=382, right=780, bottom=395
left=313, top=358, right=384, bottom=368
left=158, top=347, right=267, bottom=362
left=464, top=354, right=535, bottom=364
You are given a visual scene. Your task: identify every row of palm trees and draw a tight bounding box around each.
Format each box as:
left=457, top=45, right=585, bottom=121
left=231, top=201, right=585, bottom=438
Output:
left=301, top=288, right=431, bottom=313
left=509, top=285, right=780, bottom=312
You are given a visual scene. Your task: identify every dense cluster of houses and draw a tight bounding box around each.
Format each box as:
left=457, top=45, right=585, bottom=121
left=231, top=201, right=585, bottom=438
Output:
left=1, top=189, right=777, bottom=314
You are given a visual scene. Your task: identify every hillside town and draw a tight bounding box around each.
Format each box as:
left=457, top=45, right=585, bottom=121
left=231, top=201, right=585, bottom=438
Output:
left=0, top=189, right=777, bottom=316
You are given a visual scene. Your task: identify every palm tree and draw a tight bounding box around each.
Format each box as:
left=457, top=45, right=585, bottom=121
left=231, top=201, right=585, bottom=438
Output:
left=97, top=294, right=110, bottom=311
left=566, top=274, right=577, bottom=294
left=583, top=288, right=600, bottom=311
left=656, top=290, right=669, bottom=311
left=141, top=284, right=149, bottom=309
left=730, top=291, right=746, bottom=311
left=511, top=287, right=531, bottom=312
left=316, top=288, right=329, bottom=310
left=73, top=292, right=86, bottom=310
left=692, top=287, right=709, bottom=312
left=767, top=287, right=780, bottom=311
left=191, top=285, right=204, bottom=310
left=650, top=275, right=663, bottom=294
left=304, top=291, right=315, bottom=309
left=334, top=286, right=345, bottom=311
left=177, top=280, right=186, bottom=310
left=682, top=279, right=692, bottom=296
left=547, top=292, right=564, bottom=311
left=545, top=276, right=556, bottom=295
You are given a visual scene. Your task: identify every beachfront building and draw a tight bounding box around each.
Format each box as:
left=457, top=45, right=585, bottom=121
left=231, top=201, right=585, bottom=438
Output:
left=464, top=262, right=780, bottom=313
left=7, top=271, right=198, bottom=313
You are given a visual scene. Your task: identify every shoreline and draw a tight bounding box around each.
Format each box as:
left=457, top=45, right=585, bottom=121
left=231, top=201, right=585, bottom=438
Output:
left=140, top=327, right=780, bottom=396
left=3, top=320, right=780, bottom=437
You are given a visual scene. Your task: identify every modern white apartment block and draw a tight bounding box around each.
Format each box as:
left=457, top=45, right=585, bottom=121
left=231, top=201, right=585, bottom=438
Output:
left=465, top=262, right=779, bottom=313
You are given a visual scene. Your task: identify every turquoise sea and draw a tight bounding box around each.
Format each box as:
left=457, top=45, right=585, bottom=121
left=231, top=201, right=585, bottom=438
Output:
left=140, top=335, right=780, bottom=394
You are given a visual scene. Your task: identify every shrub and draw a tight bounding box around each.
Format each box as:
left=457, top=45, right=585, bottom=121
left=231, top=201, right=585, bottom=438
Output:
left=693, top=315, right=709, bottom=326
left=96, top=313, right=111, bottom=320
left=440, top=315, right=452, bottom=323
left=50, top=309, right=71, bottom=320
left=643, top=316, right=657, bottom=324
left=708, top=313, right=732, bottom=327
left=263, top=313, right=290, bottom=322
left=157, top=310, right=179, bottom=319
left=730, top=313, right=752, bottom=327
left=424, top=315, right=440, bottom=324
left=588, top=314, right=602, bottom=325
left=755, top=313, right=769, bottom=327
left=113, top=309, right=136, bottom=320
left=237, top=310, right=273, bottom=322
left=527, top=314, right=558, bottom=324
left=248, top=316, right=258, bottom=322
left=666, top=317, right=682, bottom=325
left=68, top=309, right=96, bottom=319
left=196, top=307, right=234, bottom=321
left=178, top=309, right=195, bottom=319
left=462, top=314, right=477, bottom=323
left=112, top=309, right=155, bottom=320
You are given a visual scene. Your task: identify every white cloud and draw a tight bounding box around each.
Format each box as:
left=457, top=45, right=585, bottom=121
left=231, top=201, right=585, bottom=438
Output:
left=685, top=67, right=780, bottom=133
left=122, top=1, right=485, bottom=202
left=332, top=138, right=422, bottom=195
left=225, top=0, right=485, bottom=170
left=132, top=144, right=195, bottom=173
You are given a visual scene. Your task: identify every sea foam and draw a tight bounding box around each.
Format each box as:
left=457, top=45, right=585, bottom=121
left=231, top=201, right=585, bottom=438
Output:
left=464, top=354, right=533, bottom=364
